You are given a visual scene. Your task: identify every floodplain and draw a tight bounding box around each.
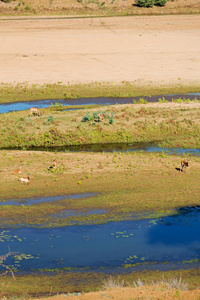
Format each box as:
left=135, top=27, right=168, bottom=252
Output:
left=0, top=94, right=200, bottom=297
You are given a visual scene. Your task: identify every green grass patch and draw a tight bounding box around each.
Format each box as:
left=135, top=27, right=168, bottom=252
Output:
left=0, top=150, right=200, bottom=228
left=0, top=267, right=200, bottom=298
left=0, top=81, right=200, bottom=104
left=0, top=101, right=200, bottom=150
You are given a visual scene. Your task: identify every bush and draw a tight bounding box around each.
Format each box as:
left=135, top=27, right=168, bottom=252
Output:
left=47, top=116, right=54, bottom=123
left=93, top=111, right=99, bottom=120
left=136, top=0, right=168, bottom=7
left=50, top=102, right=64, bottom=111
left=25, top=4, right=31, bottom=10
left=82, top=111, right=90, bottom=122
left=108, top=112, right=114, bottom=124
left=155, top=0, right=168, bottom=6
left=136, top=0, right=155, bottom=7
left=93, top=111, right=105, bottom=122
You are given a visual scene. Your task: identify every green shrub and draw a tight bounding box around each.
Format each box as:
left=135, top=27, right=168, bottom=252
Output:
left=136, top=0, right=155, bottom=7
left=47, top=116, right=54, bottom=123
left=138, top=98, right=148, bottom=104
left=93, top=111, right=104, bottom=122
left=25, top=4, right=31, bottom=10
left=155, top=0, right=168, bottom=6
left=93, top=111, right=99, bottom=120
left=108, top=112, right=114, bottom=125
left=158, top=97, right=168, bottom=103
left=82, top=111, right=90, bottom=122
left=50, top=102, right=64, bottom=111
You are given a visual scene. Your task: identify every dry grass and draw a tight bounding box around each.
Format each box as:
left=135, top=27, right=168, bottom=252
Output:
left=104, top=275, right=189, bottom=290
left=134, top=276, right=188, bottom=291
left=102, top=276, right=125, bottom=289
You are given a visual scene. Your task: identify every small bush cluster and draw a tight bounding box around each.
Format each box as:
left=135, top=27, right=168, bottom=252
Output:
left=82, top=110, right=115, bottom=124
left=50, top=102, right=65, bottom=111
left=133, top=98, right=148, bottom=104
left=136, top=0, right=168, bottom=7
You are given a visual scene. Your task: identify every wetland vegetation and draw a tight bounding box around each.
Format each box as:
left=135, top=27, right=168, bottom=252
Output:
left=1, top=97, right=200, bottom=150
left=0, top=84, right=200, bottom=298
left=1, top=0, right=200, bottom=296
left=0, top=81, right=200, bottom=104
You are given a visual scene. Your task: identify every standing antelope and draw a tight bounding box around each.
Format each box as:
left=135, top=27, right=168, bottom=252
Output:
left=12, top=165, right=22, bottom=175
left=29, top=107, right=41, bottom=116
left=18, top=175, right=30, bottom=184
left=180, top=160, right=189, bottom=173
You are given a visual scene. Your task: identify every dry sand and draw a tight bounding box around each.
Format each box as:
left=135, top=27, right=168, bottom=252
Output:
left=0, top=14, right=200, bottom=86
left=35, top=286, right=200, bottom=300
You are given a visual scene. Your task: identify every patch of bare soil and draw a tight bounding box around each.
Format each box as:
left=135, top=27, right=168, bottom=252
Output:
left=35, top=286, right=200, bottom=300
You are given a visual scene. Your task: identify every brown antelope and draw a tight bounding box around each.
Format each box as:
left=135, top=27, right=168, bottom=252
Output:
left=97, top=113, right=104, bottom=122
left=48, top=159, right=57, bottom=171
left=180, top=160, right=189, bottom=173
left=29, top=107, right=41, bottom=117
left=18, top=175, right=30, bottom=184
left=12, top=165, right=22, bottom=175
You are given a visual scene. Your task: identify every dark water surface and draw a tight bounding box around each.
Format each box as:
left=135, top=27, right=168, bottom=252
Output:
left=1, top=94, right=200, bottom=113
left=37, top=144, right=200, bottom=155
left=1, top=206, right=200, bottom=274
left=2, top=142, right=200, bottom=155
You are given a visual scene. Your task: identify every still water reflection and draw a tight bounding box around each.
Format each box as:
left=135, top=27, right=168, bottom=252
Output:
left=1, top=206, right=199, bottom=274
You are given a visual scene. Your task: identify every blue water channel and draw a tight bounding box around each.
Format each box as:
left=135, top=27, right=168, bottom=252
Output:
left=0, top=206, right=200, bottom=274
left=1, top=94, right=200, bottom=114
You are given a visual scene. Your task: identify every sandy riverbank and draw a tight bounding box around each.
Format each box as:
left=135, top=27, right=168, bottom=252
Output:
left=0, top=15, right=200, bottom=87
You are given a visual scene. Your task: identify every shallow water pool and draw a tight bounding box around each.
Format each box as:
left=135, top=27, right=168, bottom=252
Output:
left=1, top=206, right=199, bottom=274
